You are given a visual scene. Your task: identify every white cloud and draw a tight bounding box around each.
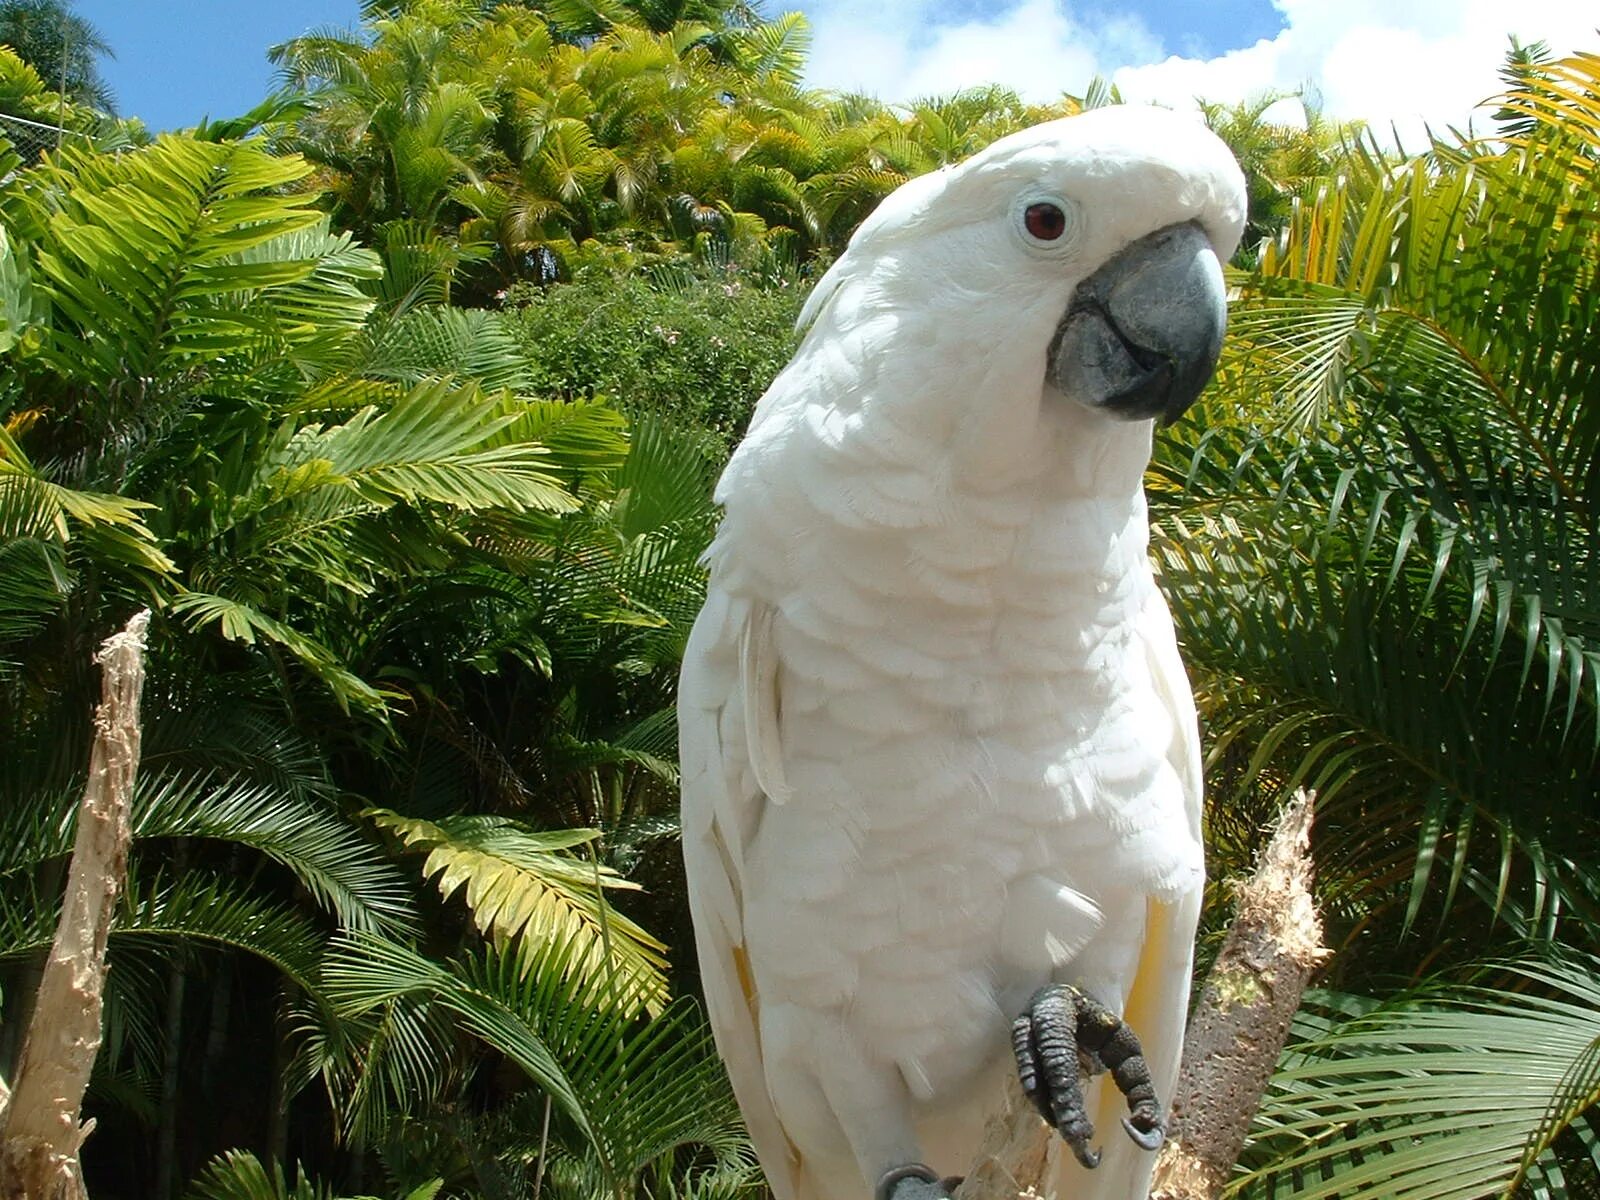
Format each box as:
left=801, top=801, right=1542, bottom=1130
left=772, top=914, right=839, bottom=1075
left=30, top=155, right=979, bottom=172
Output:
left=804, top=0, right=1159, bottom=103
left=801, top=0, right=1598, bottom=141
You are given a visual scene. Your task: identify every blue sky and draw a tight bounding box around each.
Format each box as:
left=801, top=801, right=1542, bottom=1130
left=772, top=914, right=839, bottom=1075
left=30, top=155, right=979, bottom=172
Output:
left=908, top=0, right=1286, bottom=58
left=65, top=1, right=1597, bottom=140
left=77, top=1, right=361, bottom=130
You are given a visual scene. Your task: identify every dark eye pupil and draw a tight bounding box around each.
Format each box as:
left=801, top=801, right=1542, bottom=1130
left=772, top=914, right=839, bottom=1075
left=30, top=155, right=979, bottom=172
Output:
left=1025, top=202, right=1066, bottom=241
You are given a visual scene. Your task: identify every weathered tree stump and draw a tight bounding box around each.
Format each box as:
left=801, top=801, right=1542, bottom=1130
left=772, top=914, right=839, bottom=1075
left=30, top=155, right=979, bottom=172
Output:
left=0, top=611, right=150, bottom=1200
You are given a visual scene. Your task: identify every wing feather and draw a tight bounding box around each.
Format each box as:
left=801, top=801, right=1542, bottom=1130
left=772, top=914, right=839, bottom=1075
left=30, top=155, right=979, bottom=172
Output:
left=1083, top=592, right=1206, bottom=1199
left=681, top=590, right=802, bottom=1200
left=740, top=604, right=792, bottom=805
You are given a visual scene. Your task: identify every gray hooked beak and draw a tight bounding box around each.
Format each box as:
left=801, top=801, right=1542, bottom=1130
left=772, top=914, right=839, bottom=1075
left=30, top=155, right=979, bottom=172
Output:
left=1045, top=222, right=1227, bottom=425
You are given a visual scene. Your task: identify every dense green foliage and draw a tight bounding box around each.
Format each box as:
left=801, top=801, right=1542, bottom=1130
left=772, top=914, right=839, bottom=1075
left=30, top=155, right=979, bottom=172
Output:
left=1153, top=45, right=1600, bottom=1197
left=510, top=264, right=805, bottom=449
left=0, top=122, right=732, bottom=1199
left=264, top=0, right=1154, bottom=295
left=0, top=2, right=1596, bottom=1198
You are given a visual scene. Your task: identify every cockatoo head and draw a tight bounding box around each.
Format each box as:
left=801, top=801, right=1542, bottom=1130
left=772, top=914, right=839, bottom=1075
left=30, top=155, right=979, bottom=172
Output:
left=797, top=105, right=1246, bottom=433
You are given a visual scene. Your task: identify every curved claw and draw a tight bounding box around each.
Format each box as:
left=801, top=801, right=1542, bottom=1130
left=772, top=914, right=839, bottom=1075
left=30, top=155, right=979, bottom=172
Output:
left=1122, top=1115, right=1165, bottom=1152
left=1070, top=1142, right=1103, bottom=1170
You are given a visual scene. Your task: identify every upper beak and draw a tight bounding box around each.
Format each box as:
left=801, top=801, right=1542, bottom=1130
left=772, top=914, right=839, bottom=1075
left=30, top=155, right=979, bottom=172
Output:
left=1045, top=222, right=1227, bottom=425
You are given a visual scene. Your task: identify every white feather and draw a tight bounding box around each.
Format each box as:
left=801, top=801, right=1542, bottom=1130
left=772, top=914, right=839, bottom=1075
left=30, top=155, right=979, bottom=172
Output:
left=681, top=104, right=1245, bottom=1200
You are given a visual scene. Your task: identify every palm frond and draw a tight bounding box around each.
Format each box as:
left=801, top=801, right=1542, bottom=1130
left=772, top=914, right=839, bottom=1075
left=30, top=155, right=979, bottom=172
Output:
left=0, top=862, right=326, bottom=991
left=0, top=222, right=39, bottom=352
left=135, top=771, right=416, bottom=936
left=171, top=593, right=387, bottom=714
left=1239, top=958, right=1600, bottom=1200
left=245, top=379, right=583, bottom=518
left=359, top=306, right=536, bottom=392
left=10, top=137, right=370, bottom=395
left=0, top=770, right=414, bottom=935
left=367, top=808, right=669, bottom=1015
left=186, top=1149, right=341, bottom=1200
left=321, top=932, right=743, bottom=1193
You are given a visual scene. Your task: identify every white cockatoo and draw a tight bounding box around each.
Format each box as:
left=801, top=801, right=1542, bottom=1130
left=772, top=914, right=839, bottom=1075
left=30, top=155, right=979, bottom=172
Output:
left=679, top=105, right=1246, bottom=1200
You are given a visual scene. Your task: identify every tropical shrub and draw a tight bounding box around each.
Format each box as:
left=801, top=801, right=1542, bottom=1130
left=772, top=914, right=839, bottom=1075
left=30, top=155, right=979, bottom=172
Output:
left=0, top=0, right=114, bottom=111
left=509, top=262, right=807, bottom=450
left=266, top=2, right=1149, bottom=288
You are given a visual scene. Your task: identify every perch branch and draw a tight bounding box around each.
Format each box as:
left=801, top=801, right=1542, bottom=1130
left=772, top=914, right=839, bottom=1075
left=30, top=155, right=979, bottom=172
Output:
left=1151, top=789, right=1327, bottom=1200
left=954, top=1074, right=1053, bottom=1200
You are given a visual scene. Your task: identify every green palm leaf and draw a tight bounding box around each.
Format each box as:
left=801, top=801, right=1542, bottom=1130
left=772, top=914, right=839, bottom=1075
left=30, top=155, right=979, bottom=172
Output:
left=320, top=933, right=587, bottom=1133
left=1238, top=959, right=1600, bottom=1200
left=170, top=593, right=387, bottom=714
left=185, top=1148, right=430, bottom=1200
left=358, top=306, right=537, bottom=392
left=0, top=222, right=39, bottom=352
left=367, top=808, right=669, bottom=1016
left=1, top=423, right=175, bottom=576
left=0, top=864, right=325, bottom=991
left=9, top=137, right=374, bottom=395
left=136, top=772, right=416, bottom=936
left=320, top=932, right=743, bottom=1195
left=0, top=771, right=414, bottom=936
left=246, top=379, right=583, bottom=517
left=1159, top=44, right=1600, bottom=959
left=111, top=868, right=327, bottom=992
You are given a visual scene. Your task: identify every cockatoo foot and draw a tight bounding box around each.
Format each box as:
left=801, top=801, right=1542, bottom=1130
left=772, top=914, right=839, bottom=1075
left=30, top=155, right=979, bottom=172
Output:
left=875, top=1163, right=959, bottom=1200
left=1011, top=983, right=1166, bottom=1168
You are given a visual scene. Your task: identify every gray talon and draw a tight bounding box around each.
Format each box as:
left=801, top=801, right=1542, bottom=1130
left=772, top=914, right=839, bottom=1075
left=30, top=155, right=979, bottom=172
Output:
left=876, top=1163, right=949, bottom=1200
left=1011, top=983, right=1167, bottom=1167
left=1122, top=1114, right=1165, bottom=1151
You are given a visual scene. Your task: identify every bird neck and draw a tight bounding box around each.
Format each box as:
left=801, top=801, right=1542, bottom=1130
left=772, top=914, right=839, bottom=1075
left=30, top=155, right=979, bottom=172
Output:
left=955, top=386, right=1156, bottom=504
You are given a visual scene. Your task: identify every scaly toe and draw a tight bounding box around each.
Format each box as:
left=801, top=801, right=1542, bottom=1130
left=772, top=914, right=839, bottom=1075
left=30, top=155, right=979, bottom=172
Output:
left=1070, top=1140, right=1103, bottom=1170
left=1014, top=984, right=1101, bottom=1167
left=1012, top=982, right=1168, bottom=1164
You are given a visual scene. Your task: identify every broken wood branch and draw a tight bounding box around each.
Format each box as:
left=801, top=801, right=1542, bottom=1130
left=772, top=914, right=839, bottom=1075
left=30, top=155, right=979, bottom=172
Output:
left=0, top=611, right=151, bottom=1200
left=1151, top=789, right=1327, bottom=1200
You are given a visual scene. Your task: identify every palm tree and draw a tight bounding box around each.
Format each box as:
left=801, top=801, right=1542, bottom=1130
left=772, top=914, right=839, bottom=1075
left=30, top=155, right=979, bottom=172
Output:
left=273, top=3, right=1108, bottom=282
left=1240, top=958, right=1600, bottom=1198
left=1199, top=91, right=1359, bottom=261
left=0, top=0, right=112, bottom=111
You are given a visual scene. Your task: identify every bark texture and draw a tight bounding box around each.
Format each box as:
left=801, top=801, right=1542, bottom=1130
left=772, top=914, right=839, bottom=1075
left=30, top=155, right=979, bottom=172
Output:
left=956, top=790, right=1325, bottom=1200
left=1150, top=790, right=1326, bottom=1200
left=0, top=611, right=150, bottom=1200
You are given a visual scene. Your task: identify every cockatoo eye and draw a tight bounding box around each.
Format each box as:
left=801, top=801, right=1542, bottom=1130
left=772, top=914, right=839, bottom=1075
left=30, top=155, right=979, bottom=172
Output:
left=1025, top=203, right=1067, bottom=240
left=1015, top=194, right=1079, bottom=250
